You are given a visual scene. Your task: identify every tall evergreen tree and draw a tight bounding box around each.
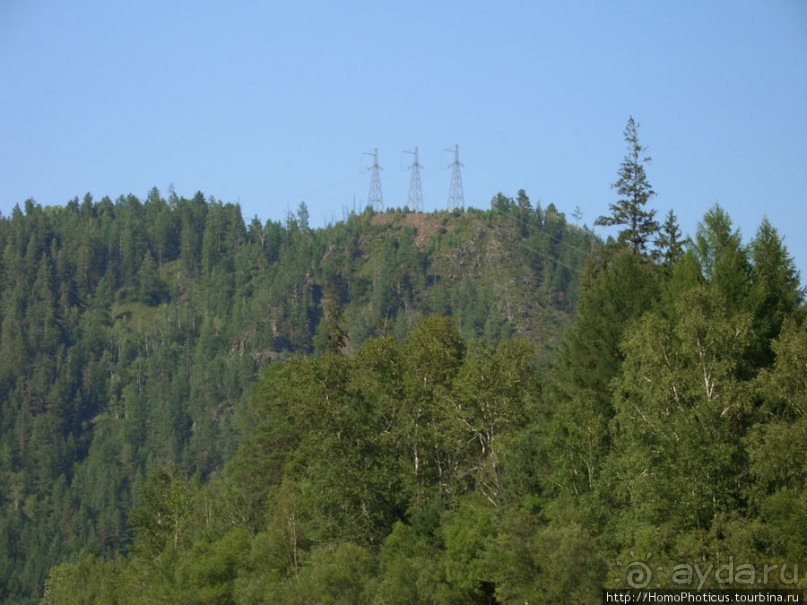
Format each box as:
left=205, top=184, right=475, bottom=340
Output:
left=693, top=204, right=751, bottom=316
left=747, top=218, right=803, bottom=366
left=544, top=249, right=660, bottom=498
left=595, top=117, right=659, bottom=254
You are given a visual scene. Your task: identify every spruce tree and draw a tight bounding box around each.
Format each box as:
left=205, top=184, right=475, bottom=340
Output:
left=595, top=117, right=659, bottom=254
left=655, top=209, right=685, bottom=268
left=747, top=218, right=803, bottom=367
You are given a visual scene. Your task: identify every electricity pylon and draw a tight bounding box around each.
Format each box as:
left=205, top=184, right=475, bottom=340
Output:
left=364, top=148, right=384, bottom=210
left=447, top=144, right=464, bottom=209
left=404, top=146, right=424, bottom=211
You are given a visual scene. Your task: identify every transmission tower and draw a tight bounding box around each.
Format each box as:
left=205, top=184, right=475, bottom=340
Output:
left=364, top=148, right=384, bottom=210
left=447, top=144, right=464, bottom=209
left=404, top=146, right=424, bottom=211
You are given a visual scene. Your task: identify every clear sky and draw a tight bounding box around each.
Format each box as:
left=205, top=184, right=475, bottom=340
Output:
left=2, top=1, right=805, bottom=277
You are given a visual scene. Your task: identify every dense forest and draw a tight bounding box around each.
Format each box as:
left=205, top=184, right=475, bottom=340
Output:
left=0, top=183, right=594, bottom=603
left=2, top=122, right=805, bottom=603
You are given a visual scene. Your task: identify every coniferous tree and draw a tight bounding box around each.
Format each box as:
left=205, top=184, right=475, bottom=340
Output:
left=313, top=285, right=347, bottom=354
left=544, top=249, right=660, bottom=497
left=516, top=189, right=532, bottom=237
left=655, top=209, right=685, bottom=268
left=693, top=204, right=752, bottom=316
left=595, top=117, right=659, bottom=254
left=747, top=218, right=803, bottom=367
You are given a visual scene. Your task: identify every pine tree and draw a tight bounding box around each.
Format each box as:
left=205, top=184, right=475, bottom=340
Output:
left=595, top=117, right=659, bottom=254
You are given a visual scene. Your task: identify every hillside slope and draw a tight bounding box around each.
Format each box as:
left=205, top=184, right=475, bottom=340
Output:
left=0, top=190, right=595, bottom=603
left=38, top=203, right=806, bottom=604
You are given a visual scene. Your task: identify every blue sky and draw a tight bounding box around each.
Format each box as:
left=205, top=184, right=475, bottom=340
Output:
left=2, top=1, right=806, bottom=276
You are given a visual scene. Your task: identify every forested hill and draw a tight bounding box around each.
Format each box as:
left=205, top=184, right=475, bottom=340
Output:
left=0, top=189, right=595, bottom=602
left=25, top=193, right=807, bottom=604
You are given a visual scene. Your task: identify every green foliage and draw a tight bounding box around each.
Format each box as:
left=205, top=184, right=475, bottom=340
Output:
left=655, top=209, right=685, bottom=268
left=273, top=542, right=376, bottom=604
left=544, top=249, right=661, bottom=498
left=440, top=494, right=497, bottom=601
left=313, top=285, right=347, bottom=354
left=179, top=527, right=251, bottom=603
left=745, top=319, right=807, bottom=564
left=129, top=464, right=193, bottom=559
left=41, top=554, right=126, bottom=605
left=603, top=284, right=752, bottom=543
left=0, top=189, right=802, bottom=602
left=595, top=116, right=659, bottom=254
left=0, top=194, right=596, bottom=601
left=747, top=219, right=804, bottom=366
left=693, top=204, right=752, bottom=313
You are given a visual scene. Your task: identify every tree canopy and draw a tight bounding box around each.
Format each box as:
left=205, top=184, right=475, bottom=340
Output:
left=0, top=191, right=596, bottom=603
left=2, top=121, right=804, bottom=603
left=35, top=202, right=806, bottom=603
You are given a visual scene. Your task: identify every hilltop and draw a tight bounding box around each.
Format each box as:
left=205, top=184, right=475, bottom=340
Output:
left=0, top=190, right=595, bottom=602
